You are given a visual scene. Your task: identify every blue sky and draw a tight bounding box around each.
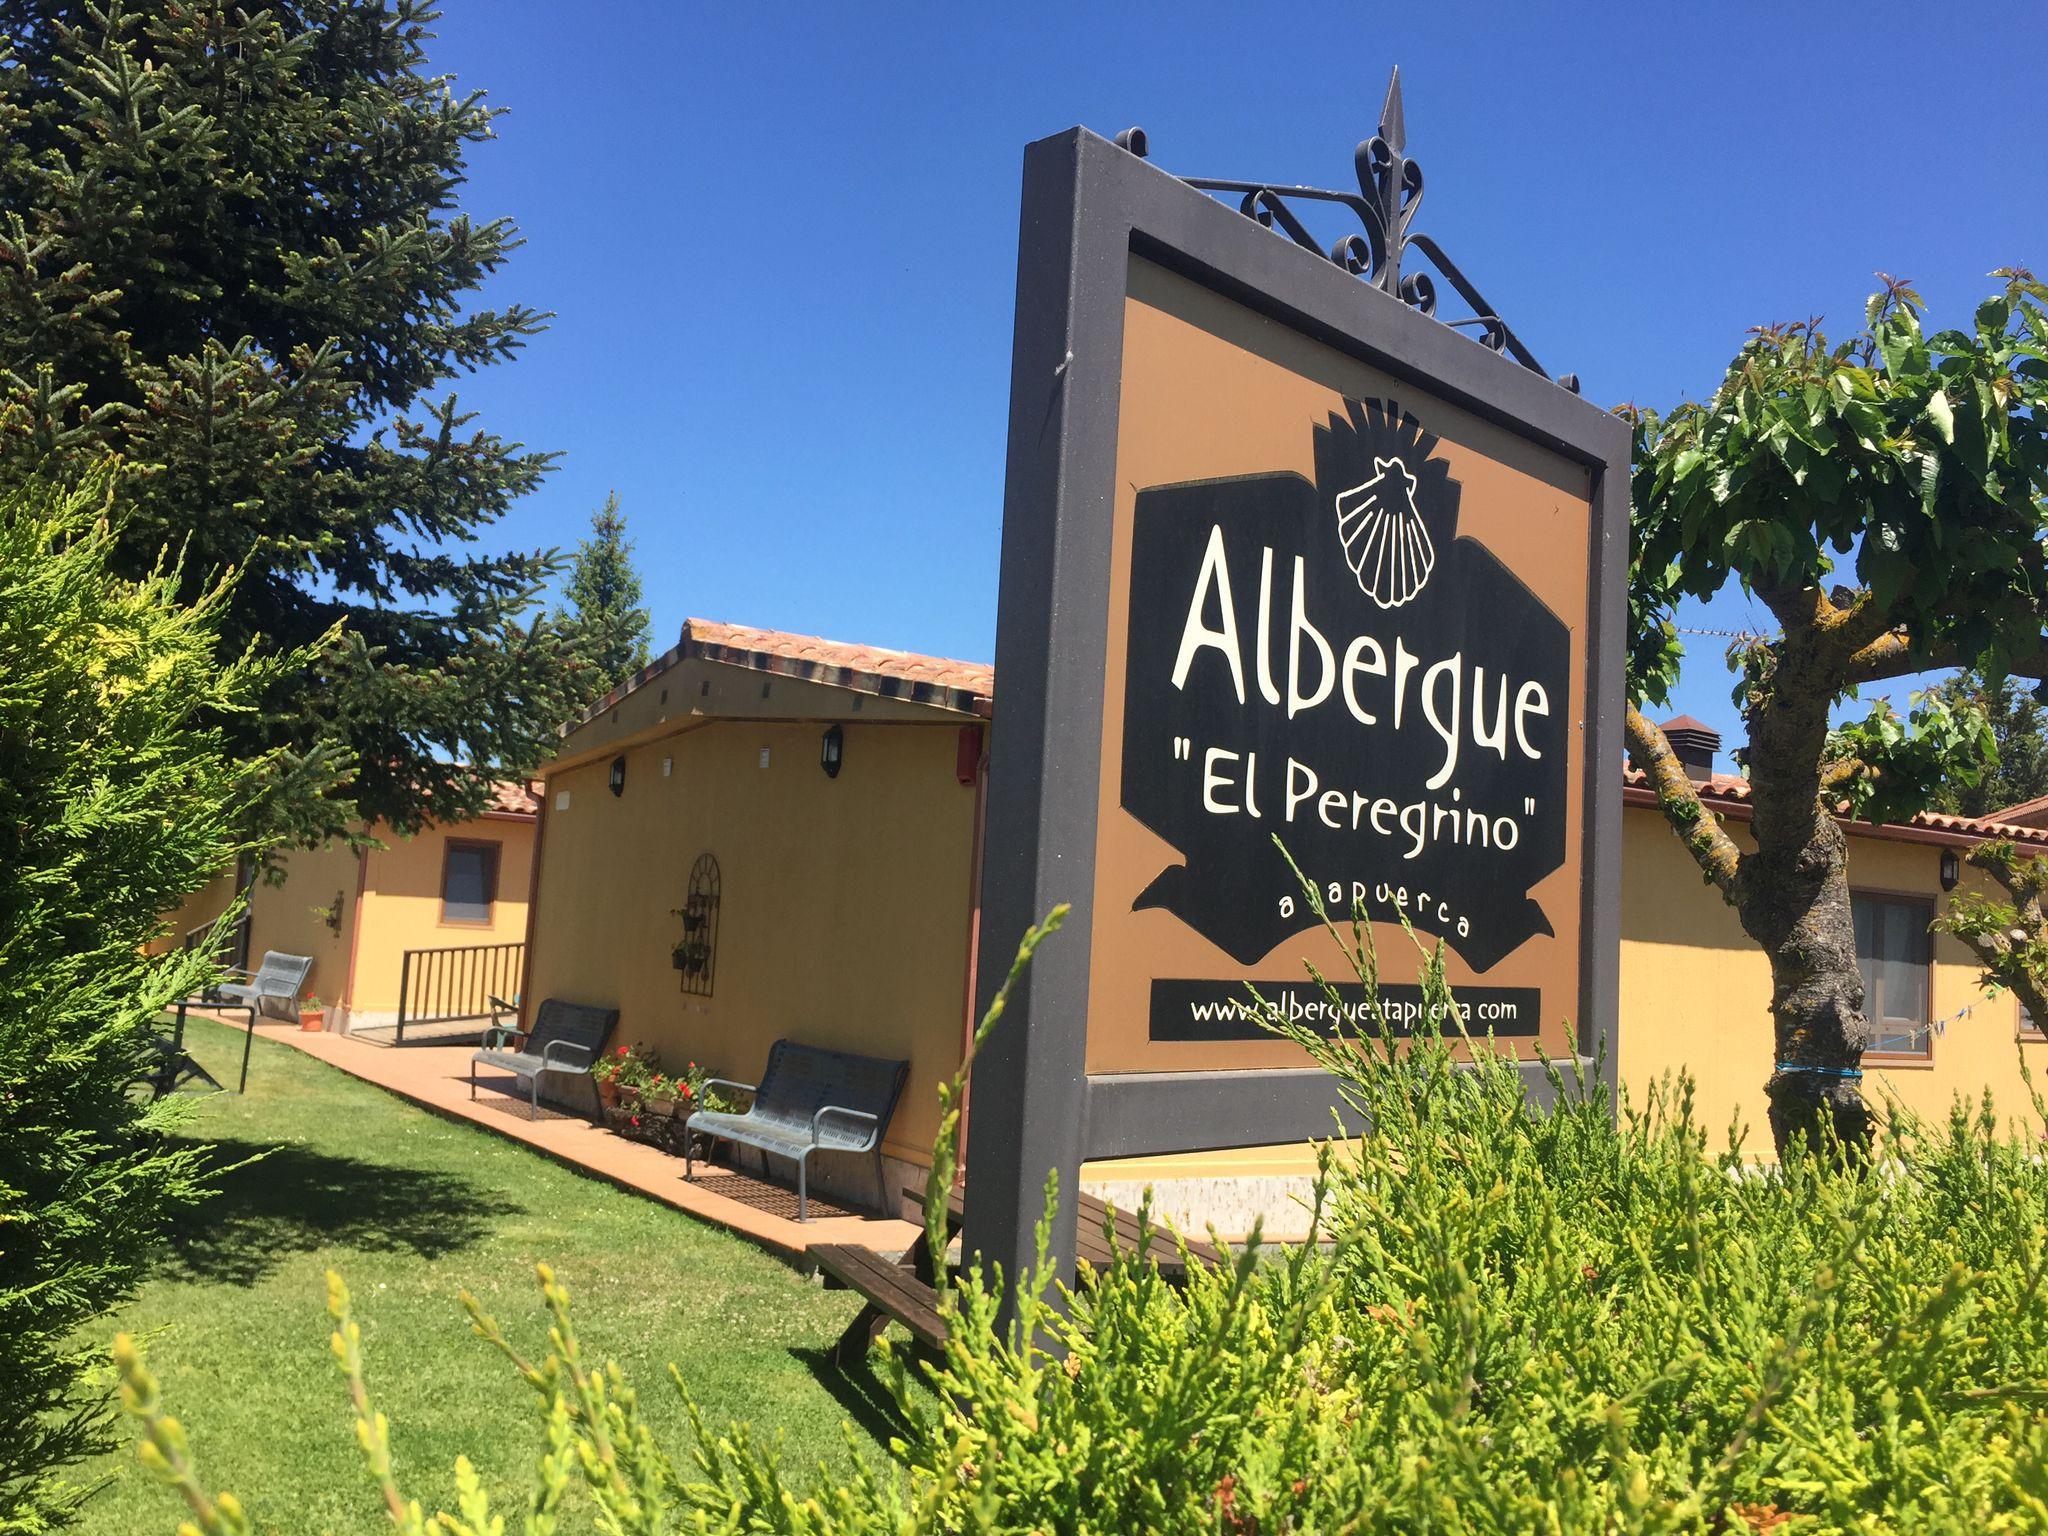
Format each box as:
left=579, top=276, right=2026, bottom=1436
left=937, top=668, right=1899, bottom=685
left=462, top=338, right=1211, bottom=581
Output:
left=427, top=2, right=2044, bottom=750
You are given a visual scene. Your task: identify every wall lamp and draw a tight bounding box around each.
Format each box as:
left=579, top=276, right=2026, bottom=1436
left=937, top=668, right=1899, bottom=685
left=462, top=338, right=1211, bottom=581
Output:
left=820, top=724, right=844, bottom=780
left=1940, top=847, right=1961, bottom=892
left=608, top=755, right=626, bottom=797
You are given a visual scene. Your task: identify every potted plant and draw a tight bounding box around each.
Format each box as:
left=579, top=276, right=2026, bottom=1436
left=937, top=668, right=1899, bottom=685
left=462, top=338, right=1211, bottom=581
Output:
left=593, top=1044, right=632, bottom=1108
left=644, top=1072, right=676, bottom=1118
left=299, top=997, right=326, bottom=1033
left=612, top=1044, right=656, bottom=1115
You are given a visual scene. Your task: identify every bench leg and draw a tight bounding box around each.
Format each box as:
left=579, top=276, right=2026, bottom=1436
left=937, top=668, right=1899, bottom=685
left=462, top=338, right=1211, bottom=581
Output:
left=797, top=1153, right=809, bottom=1223
left=872, top=1148, right=888, bottom=1216
left=530, top=1073, right=539, bottom=1120
left=832, top=1301, right=890, bottom=1368
left=470, top=1060, right=476, bottom=1100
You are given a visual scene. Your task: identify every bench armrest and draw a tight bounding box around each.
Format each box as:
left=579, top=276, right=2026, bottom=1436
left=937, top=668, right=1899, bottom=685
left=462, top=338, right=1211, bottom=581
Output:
left=813, top=1104, right=881, bottom=1146
left=481, top=1023, right=528, bottom=1049
left=541, top=1040, right=597, bottom=1070
left=703, top=1077, right=757, bottom=1104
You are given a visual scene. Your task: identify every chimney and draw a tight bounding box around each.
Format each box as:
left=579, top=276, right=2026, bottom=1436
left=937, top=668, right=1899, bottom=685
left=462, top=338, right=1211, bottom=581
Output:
left=1659, top=715, right=1720, bottom=783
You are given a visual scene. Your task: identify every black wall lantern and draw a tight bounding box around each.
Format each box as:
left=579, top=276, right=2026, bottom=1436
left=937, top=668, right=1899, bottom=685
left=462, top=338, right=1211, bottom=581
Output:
left=820, top=724, right=844, bottom=780
left=608, top=755, right=626, bottom=797
left=1940, top=847, right=1961, bottom=892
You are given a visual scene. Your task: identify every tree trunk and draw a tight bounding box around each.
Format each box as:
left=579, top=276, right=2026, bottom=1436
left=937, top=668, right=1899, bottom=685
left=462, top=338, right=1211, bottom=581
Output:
left=1736, top=815, right=1874, bottom=1158
left=1627, top=671, right=1879, bottom=1162
left=1738, top=662, right=1874, bottom=1161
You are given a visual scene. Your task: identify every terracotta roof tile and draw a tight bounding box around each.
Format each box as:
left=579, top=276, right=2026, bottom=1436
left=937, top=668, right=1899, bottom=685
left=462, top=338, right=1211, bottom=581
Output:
left=564, top=617, right=994, bottom=734
left=483, top=779, right=541, bottom=818
left=1988, top=792, right=2048, bottom=828
left=682, top=618, right=993, bottom=708
left=1622, top=766, right=2048, bottom=847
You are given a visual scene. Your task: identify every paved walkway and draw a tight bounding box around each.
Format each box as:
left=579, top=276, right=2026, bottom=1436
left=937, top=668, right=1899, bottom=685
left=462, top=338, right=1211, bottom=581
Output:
left=219, top=1017, right=922, bottom=1261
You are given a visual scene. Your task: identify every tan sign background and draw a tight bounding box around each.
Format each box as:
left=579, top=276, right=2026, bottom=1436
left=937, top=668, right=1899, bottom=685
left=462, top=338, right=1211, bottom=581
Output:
left=1083, top=255, right=1595, bottom=1075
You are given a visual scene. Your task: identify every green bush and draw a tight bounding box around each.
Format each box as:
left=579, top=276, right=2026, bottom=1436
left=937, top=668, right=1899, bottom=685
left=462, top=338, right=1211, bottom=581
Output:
left=0, top=473, right=320, bottom=1531
left=115, top=902, right=2048, bottom=1533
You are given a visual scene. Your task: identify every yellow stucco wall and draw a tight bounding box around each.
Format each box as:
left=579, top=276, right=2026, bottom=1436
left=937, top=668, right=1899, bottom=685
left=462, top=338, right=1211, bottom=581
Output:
left=348, top=817, right=535, bottom=1013
left=1618, top=804, right=2043, bottom=1157
left=147, top=867, right=244, bottom=956
left=243, top=836, right=362, bottom=1007
left=160, top=815, right=536, bottom=1015
left=525, top=718, right=979, bottom=1164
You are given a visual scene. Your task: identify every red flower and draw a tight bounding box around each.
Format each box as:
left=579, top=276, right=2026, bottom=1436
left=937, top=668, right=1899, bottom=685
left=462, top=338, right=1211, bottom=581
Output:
left=680, top=1084, right=693, bottom=1099
left=615, top=1045, right=628, bottom=1057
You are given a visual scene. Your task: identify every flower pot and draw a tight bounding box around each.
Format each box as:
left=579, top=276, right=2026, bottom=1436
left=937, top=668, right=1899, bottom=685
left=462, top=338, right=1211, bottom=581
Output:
left=299, top=1008, right=325, bottom=1033
left=646, top=1096, right=676, bottom=1118
left=597, top=1079, right=620, bottom=1109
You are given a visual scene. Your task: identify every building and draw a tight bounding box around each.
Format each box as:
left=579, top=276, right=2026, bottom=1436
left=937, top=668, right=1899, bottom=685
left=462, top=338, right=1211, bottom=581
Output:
left=520, top=620, right=988, bottom=1201
left=159, top=782, right=539, bottom=1037
left=1621, top=718, right=2048, bottom=1159
left=518, top=619, right=2048, bottom=1228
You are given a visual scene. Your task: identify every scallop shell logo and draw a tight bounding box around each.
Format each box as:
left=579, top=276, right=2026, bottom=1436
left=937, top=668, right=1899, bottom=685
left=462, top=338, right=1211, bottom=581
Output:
left=1335, top=454, right=1436, bottom=609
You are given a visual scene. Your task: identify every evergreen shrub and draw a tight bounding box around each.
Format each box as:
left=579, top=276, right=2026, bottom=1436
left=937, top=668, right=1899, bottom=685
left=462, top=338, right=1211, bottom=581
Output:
left=1, top=472, right=321, bottom=1530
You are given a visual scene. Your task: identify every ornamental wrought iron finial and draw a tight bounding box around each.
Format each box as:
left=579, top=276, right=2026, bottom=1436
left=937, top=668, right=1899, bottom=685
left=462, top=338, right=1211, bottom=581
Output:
left=1116, top=69, right=1576, bottom=393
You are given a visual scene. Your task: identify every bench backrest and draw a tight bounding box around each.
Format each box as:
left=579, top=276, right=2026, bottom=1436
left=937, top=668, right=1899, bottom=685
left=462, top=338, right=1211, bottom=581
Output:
left=250, top=951, right=313, bottom=1001
left=752, top=1040, right=909, bottom=1151
left=525, top=998, right=620, bottom=1062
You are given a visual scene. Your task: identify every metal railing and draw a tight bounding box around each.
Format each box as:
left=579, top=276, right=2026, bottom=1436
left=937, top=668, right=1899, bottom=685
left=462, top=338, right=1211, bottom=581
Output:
left=395, top=941, right=524, bottom=1043
left=182, top=912, right=251, bottom=972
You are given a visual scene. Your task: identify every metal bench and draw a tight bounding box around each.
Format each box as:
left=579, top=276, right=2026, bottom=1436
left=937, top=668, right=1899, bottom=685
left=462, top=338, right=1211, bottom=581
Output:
left=684, top=1040, right=908, bottom=1220
left=211, top=950, right=315, bottom=1023
left=165, top=949, right=314, bottom=1094
left=470, top=998, right=619, bottom=1118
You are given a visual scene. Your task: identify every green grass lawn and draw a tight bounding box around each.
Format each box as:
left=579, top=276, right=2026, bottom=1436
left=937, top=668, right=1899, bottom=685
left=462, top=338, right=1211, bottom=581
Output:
left=77, top=1019, right=905, bottom=1535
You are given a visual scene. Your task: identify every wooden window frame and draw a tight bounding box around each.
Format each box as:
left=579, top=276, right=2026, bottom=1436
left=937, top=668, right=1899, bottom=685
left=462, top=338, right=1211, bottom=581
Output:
left=1853, top=886, right=1935, bottom=1065
left=439, top=838, right=501, bottom=929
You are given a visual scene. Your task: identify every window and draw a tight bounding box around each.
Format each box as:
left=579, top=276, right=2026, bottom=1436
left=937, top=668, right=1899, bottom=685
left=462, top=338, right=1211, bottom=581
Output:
left=1853, top=891, right=1932, bottom=1059
left=440, top=840, right=500, bottom=925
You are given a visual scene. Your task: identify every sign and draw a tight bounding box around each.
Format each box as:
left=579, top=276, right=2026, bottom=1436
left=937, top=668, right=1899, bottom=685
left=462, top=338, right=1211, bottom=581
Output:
left=966, top=120, right=1628, bottom=1292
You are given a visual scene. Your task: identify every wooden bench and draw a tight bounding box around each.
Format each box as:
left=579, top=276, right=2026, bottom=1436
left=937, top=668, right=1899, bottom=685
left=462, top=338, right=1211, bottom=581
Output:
left=471, top=998, right=619, bottom=1118
left=818, top=1183, right=1224, bottom=1364
left=814, top=1242, right=948, bottom=1365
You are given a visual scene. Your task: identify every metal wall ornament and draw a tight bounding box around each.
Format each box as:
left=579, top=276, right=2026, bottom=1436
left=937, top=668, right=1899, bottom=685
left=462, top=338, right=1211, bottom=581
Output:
left=673, top=853, right=721, bottom=997
left=1115, top=68, right=1577, bottom=394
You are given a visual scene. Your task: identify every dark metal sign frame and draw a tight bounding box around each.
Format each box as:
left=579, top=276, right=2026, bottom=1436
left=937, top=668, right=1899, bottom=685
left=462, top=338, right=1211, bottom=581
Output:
left=964, top=123, right=1629, bottom=1290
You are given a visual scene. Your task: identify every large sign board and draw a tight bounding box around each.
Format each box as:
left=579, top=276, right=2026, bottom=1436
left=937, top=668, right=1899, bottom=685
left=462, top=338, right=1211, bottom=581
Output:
left=966, top=128, right=1627, bottom=1287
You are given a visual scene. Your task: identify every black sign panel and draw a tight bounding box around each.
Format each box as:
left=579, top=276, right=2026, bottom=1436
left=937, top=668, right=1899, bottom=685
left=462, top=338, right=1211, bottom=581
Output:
left=1122, top=398, right=1571, bottom=971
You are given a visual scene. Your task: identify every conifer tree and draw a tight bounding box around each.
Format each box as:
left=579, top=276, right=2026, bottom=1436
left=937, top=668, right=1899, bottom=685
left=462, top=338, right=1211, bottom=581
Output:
left=561, top=491, right=653, bottom=705
left=0, top=1, right=581, bottom=837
